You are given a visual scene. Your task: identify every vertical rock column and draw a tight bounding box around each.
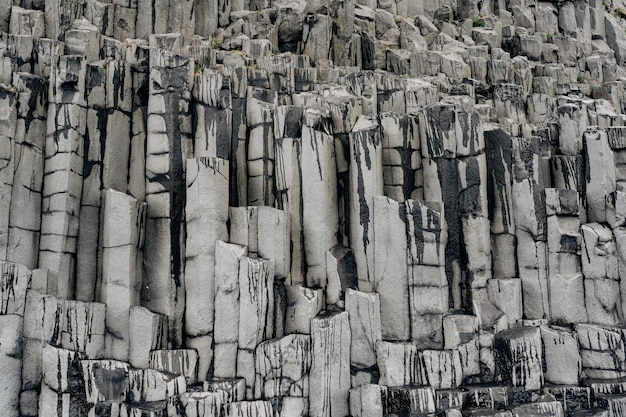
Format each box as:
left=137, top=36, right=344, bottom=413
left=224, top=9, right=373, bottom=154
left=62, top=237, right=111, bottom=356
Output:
left=406, top=200, right=447, bottom=349
left=310, top=311, right=351, bottom=417
left=77, top=59, right=132, bottom=301
left=237, top=256, right=275, bottom=398
left=192, top=69, right=231, bottom=160
left=6, top=73, right=47, bottom=269
left=581, top=223, right=622, bottom=325
left=214, top=241, right=247, bottom=379
left=247, top=89, right=275, bottom=206
left=346, top=289, right=382, bottom=386
left=457, top=110, right=491, bottom=304
left=185, top=157, right=229, bottom=381
left=45, top=0, right=82, bottom=40
left=373, top=196, right=410, bottom=341
left=100, top=189, right=146, bottom=361
left=0, top=261, right=30, bottom=417
left=484, top=128, right=521, bottom=324
left=545, top=188, right=586, bottom=323
left=225, top=65, right=248, bottom=206
left=512, top=136, right=549, bottom=319
left=301, top=124, right=339, bottom=287
left=419, top=103, right=461, bottom=309
left=330, top=0, right=356, bottom=66
left=584, top=127, right=616, bottom=223
left=38, top=55, right=87, bottom=299
left=349, top=116, right=383, bottom=291
left=0, top=84, right=17, bottom=261
left=127, top=42, right=150, bottom=203
left=143, top=47, right=193, bottom=347
left=379, top=112, right=422, bottom=203
left=136, top=0, right=195, bottom=38
left=274, top=106, right=305, bottom=284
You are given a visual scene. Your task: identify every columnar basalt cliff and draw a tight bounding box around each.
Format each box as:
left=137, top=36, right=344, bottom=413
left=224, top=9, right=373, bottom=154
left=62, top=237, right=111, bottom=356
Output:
left=5, top=0, right=626, bottom=416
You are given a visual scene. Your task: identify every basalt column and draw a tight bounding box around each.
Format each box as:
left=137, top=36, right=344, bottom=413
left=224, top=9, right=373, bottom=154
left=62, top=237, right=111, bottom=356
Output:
left=545, top=188, right=586, bottom=323
left=38, top=55, right=87, bottom=299
left=349, top=116, right=383, bottom=292
left=100, top=189, right=146, bottom=361
left=184, top=157, right=229, bottom=380
left=247, top=87, right=276, bottom=207
left=419, top=103, right=461, bottom=310
left=143, top=47, right=193, bottom=347
left=274, top=106, right=305, bottom=285
left=192, top=69, right=231, bottom=160
left=457, top=110, right=491, bottom=304
left=512, top=136, right=549, bottom=319
left=379, top=112, right=422, bottom=203
left=301, top=124, right=339, bottom=288
left=406, top=199, right=447, bottom=349
left=6, top=73, right=47, bottom=269
left=0, top=84, right=17, bottom=263
left=76, top=59, right=132, bottom=302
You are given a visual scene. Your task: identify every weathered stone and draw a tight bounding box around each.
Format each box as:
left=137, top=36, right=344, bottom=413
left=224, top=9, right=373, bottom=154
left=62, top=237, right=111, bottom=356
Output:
left=310, top=311, right=351, bottom=417
left=0, top=314, right=23, bottom=417
left=237, top=256, right=275, bottom=395
left=129, top=306, right=168, bottom=369
left=350, top=384, right=388, bottom=417
left=127, top=368, right=186, bottom=404
left=184, top=157, right=229, bottom=379
left=494, top=327, right=544, bottom=391
left=346, top=289, right=381, bottom=371
left=540, top=326, right=581, bottom=385
left=372, top=196, right=410, bottom=341
left=100, top=190, right=146, bottom=362
left=143, top=48, right=193, bottom=348
left=254, top=334, right=310, bottom=399
left=376, top=341, right=423, bottom=387
left=349, top=116, right=383, bottom=292
left=150, top=349, right=198, bottom=385
left=285, top=285, right=323, bottom=335
left=38, top=55, right=87, bottom=299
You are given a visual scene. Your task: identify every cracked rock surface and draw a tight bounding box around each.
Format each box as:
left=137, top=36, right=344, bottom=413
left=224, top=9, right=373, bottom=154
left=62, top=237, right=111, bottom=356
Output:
left=7, top=0, right=626, bottom=416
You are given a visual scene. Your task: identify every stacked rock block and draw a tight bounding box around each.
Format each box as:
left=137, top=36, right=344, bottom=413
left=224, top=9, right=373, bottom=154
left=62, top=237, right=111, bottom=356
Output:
left=9, top=0, right=626, bottom=416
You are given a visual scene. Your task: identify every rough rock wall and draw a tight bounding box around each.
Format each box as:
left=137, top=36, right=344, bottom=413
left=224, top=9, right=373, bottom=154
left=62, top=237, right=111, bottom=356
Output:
left=4, top=0, right=626, bottom=416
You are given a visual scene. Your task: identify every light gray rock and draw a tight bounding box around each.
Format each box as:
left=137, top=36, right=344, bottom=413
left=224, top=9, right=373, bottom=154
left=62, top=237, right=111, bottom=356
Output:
left=346, top=289, right=381, bottom=371
left=350, top=384, right=387, bottom=417
left=127, top=367, right=186, bottom=404
left=285, top=285, right=324, bottom=335
left=150, top=349, right=199, bottom=385
left=376, top=340, right=423, bottom=387
left=310, top=311, right=351, bottom=417
left=420, top=349, right=463, bottom=389
left=184, top=157, right=229, bottom=379
left=349, top=116, right=383, bottom=292
left=0, top=314, right=22, bottom=417
left=226, top=400, right=274, bottom=417
left=129, top=306, right=169, bottom=369
left=38, top=55, right=87, bottom=299
left=237, top=256, right=275, bottom=395
left=214, top=241, right=246, bottom=379
left=100, top=189, right=146, bottom=362
left=584, top=128, right=616, bottom=223
left=254, top=333, right=311, bottom=399
left=540, top=326, right=581, bottom=385
left=372, top=196, right=410, bottom=341
left=6, top=73, right=46, bottom=269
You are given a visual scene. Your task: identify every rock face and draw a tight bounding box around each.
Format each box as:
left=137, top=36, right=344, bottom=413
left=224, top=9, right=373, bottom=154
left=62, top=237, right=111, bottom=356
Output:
left=6, top=0, right=626, bottom=416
